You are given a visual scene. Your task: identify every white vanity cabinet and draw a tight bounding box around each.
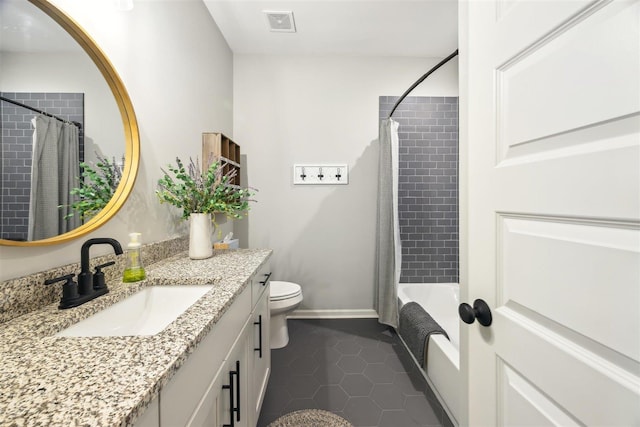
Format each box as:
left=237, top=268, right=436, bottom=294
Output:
left=133, top=396, right=160, bottom=427
left=247, top=264, right=271, bottom=425
left=152, top=260, right=272, bottom=427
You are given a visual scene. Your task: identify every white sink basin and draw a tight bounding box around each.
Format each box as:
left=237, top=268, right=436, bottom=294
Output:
left=56, top=285, right=214, bottom=337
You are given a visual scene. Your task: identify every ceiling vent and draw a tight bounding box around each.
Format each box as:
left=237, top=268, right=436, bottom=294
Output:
left=264, top=11, right=296, bottom=33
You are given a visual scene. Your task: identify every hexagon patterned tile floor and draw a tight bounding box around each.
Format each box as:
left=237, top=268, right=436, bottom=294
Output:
left=257, top=319, right=453, bottom=427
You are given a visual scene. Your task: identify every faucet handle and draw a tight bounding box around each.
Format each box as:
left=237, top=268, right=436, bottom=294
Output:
left=93, top=261, right=116, bottom=291
left=95, top=261, right=115, bottom=272
left=44, top=274, right=80, bottom=309
left=44, top=273, right=74, bottom=286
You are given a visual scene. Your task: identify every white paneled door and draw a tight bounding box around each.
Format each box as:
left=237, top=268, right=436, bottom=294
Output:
left=460, top=0, right=640, bottom=425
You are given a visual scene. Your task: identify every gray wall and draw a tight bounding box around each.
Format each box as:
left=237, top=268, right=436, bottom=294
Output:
left=379, top=96, right=459, bottom=284
left=0, top=1, right=234, bottom=281
left=0, top=92, right=84, bottom=241
left=234, top=55, right=458, bottom=313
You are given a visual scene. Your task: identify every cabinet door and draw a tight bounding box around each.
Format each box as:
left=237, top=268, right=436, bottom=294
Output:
left=218, top=327, right=250, bottom=427
left=249, top=286, right=271, bottom=426
left=133, top=396, right=159, bottom=427
left=187, top=364, right=226, bottom=427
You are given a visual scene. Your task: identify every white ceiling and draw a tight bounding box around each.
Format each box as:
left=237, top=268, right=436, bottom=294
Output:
left=1, top=0, right=458, bottom=57
left=0, top=0, right=81, bottom=53
left=203, top=0, right=458, bottom=57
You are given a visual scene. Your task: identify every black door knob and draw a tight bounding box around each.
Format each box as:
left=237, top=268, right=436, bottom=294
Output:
left=459, top=299, right=492, bottom=327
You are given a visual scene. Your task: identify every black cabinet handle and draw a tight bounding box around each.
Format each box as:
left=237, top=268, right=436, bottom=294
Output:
left=222, top=361, right=241, bottom=426
left=260, top=272, right=272, bottom=286
left=459, top=299, right=492, bottom=327
left=254, top=315, right=263, bottom=358
left=234, top=360, right=241, bottom=422
left=222, top=368, right=235, bottom=427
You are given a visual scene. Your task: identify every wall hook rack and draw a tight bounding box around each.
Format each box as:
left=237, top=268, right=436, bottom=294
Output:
left=293, top=164, right=348, bottom=185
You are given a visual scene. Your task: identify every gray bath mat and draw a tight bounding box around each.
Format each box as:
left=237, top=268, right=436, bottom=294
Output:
left=267, top=409, right=353, bottom=427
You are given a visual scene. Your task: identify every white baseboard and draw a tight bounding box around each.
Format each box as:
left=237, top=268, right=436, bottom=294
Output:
left=289, top=309, right=379, bottom=319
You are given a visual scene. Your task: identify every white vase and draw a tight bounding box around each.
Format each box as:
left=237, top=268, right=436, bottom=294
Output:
left=189, top=213, right=213, bottom=260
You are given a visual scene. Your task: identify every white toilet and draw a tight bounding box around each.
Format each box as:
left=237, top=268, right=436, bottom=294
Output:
left=269, top=281, right=303, bottom=349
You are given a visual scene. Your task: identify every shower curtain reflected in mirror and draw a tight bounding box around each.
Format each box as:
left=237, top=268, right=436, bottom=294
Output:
left=28, top=115, right=80, bottom=240
left=376, top=118, right=401, bottom=328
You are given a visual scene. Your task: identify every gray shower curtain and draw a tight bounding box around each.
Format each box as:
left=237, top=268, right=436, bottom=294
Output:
left=28, top=115, right=80, bottom=240
left=376, top=118, right=401, bottom=328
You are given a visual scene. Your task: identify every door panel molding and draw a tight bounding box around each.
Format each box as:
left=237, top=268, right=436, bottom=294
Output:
left=497, top=212, right=640, bottom=230
left=497, top=358, right=582, bottom=426
left=495, top=0, right=638, bottom=161
left=500, top=300, right=639, bottom=375
left=497, top=113, right=639, bottom=166
left=496, top=214, right=640, bottom=360
left=496, top=307, right=640, bottom=425
left=496, top=0, right=612, bottom=70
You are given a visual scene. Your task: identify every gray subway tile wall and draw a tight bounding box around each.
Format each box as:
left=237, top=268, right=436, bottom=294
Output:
left=379, top=96, right=459, bottom=284
left=0, top=92, right=84, bottom=241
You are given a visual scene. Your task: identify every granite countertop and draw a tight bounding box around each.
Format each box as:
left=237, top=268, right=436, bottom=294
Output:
left=0, top=248, right=272, bottom=426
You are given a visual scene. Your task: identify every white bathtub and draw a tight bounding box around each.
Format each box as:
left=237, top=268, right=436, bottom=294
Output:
left=397, top=282, right=460, bottom=425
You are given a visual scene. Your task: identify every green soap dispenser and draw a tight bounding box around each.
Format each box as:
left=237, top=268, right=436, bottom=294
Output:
left=123, top=232, right=146, bottom=282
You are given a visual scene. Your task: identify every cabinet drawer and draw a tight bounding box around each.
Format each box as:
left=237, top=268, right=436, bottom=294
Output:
left=251, top=262, right=271, bottom=309
left=161, top=285, right=251, bottom=426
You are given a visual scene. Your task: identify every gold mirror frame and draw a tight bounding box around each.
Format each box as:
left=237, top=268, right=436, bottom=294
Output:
left=0, top=0, right=140, bottom=247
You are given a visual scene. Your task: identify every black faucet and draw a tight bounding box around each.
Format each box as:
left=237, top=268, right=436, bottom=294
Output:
left=78, top=238, right=123, bottom=294
left=46, top=238, right=123, bottom=309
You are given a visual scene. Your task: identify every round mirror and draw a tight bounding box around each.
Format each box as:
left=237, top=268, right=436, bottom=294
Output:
left=0, top=0, right=139, bottom=246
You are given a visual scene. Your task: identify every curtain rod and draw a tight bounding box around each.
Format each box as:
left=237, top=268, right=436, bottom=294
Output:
left=387, top=49, right=459, bottom=120
left=0, top=95, right=81, bottom=128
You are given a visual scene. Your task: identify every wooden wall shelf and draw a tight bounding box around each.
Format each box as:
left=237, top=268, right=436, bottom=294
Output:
left=202, top=132, right=240, bottom=186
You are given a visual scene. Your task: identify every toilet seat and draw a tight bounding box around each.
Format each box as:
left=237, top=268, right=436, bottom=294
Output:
left=270, top=281, right=302, bottom=301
